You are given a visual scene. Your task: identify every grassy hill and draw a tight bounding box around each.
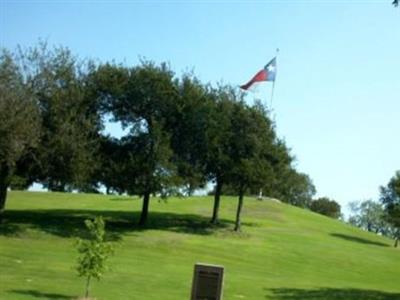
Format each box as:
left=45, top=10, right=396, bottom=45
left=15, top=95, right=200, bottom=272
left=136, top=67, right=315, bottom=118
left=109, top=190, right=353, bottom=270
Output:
left=0, top=191, right=399, bottom=300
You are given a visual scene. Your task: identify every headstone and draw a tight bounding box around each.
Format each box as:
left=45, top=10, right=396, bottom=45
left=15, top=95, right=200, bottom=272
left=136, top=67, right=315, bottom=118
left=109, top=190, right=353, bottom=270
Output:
left=191, top=263, right=224, bottom=300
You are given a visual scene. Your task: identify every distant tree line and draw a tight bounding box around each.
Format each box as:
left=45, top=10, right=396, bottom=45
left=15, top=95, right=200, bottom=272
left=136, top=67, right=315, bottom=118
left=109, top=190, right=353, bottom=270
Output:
left=2, top=43, right=321, bottom=231
left=348, top=171, right=400, bottom=247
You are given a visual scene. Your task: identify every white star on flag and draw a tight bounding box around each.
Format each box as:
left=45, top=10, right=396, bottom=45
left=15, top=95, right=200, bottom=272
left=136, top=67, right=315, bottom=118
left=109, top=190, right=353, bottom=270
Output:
left=267, top=65, right=275, bottom=72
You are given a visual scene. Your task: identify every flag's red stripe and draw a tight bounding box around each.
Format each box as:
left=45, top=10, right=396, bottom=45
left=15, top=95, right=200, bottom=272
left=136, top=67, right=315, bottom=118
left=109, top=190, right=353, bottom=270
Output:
left=240, top=70, right=267, bottom=90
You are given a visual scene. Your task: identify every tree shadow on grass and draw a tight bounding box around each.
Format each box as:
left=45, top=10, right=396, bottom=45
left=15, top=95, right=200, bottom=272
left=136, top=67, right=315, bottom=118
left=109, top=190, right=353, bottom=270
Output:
left=266, top=288, right=400, bottom=300
left=0, top=209, right=247, bottom=240
left=109, top=197, right=137, bottom=201
left=8, top=289, right=74, bottom=299
left=330, top=233, right=389, bottom=247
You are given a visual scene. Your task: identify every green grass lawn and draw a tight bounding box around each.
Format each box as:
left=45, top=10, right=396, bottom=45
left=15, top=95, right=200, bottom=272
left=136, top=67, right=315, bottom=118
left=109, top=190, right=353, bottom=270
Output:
left=0, top=191, right=399, bottom=300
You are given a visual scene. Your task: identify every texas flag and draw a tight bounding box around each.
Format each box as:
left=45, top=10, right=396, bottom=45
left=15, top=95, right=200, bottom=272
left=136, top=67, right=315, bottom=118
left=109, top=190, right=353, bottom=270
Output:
left=240, top=57, right=277, bottom=90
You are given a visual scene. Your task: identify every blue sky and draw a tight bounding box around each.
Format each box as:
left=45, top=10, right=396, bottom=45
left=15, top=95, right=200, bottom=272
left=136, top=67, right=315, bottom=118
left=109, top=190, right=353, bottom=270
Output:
left=1, top=1, right=399, bottom=214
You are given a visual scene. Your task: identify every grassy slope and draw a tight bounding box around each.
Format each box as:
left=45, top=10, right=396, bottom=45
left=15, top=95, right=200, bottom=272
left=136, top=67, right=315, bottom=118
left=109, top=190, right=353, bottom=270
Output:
left=0, top=191, right=399, bottom=300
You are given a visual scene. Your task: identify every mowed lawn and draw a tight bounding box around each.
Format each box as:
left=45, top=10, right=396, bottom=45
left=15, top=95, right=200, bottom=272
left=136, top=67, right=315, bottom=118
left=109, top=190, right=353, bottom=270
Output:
left=0, top=192, right=399, bottom=300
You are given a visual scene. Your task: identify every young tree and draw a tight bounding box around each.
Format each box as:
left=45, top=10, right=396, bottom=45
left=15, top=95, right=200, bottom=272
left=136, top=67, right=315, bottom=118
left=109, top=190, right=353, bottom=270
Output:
left=0, top=50, right=40, bottom=218
left=380, top=171, right=400, bottom=247
left=310, top=197, right=341, bottom=219
left=76, top=216, right=114, bottom=299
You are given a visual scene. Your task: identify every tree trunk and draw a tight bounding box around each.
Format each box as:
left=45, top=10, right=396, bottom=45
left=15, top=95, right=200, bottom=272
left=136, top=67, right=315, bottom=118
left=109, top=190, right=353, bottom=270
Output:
left=395, top=238, right=398, bottom=248
left=0, top=170, right=9, bottom=221
left=85, top=275, right=91, bottom=299
left=139, top=191, right=150, bottom=226
left=48, top=180, right=66, bottom=192
left=186, top=183, right=194, bottom=197
left=234, top=191, right=244, bottom=232
left=210, top=179, right=223, bottom=224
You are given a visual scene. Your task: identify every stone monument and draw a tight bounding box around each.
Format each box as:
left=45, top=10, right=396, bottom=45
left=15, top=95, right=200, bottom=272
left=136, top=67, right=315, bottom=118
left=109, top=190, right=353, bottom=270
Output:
left=191, top=263, right=224, bottom=300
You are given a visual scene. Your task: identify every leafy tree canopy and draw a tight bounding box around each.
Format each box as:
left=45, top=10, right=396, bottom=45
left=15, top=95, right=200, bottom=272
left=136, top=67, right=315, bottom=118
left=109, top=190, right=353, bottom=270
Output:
left=0, top=50, right=41, bottom=216
left=348, top=199, right=392, bottom=235
left=15, top=43, right=101, bottom=192
left=310, top=197, right=341, bottom=219
left=380, top=171, right=400, bottom=246
left=94, top=61, right=179, bottom=225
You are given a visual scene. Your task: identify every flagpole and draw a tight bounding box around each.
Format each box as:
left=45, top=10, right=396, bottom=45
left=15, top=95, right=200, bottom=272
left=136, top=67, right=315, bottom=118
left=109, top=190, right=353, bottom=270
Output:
left=260, top=48, right=279, bottom=201
left=269, top=79, right=276, bottom=111
left=258, top=91, right=264, bottom=201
